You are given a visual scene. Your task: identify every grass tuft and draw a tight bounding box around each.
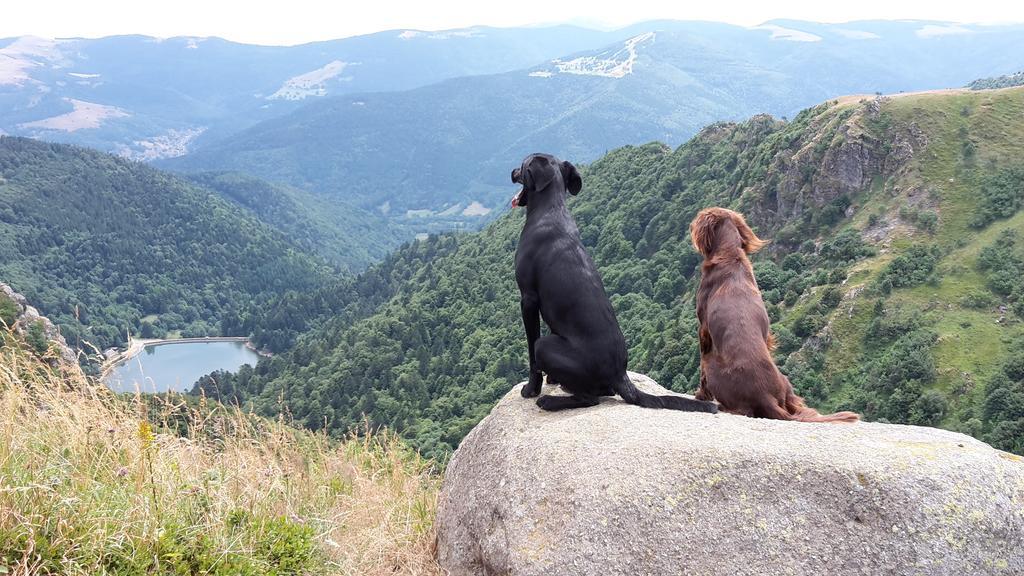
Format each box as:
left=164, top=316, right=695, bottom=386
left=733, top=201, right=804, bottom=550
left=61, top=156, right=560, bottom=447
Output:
left=0, top=331, right=441, bottom=575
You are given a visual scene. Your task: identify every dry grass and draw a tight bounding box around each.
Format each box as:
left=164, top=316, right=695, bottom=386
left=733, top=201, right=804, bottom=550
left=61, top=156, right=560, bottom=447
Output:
left=0, top=333, right=441, bottom=575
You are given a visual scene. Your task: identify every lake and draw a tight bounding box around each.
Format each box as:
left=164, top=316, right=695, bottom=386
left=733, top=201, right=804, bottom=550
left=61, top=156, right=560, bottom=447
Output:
left=104, top=340, right=261, bottom=393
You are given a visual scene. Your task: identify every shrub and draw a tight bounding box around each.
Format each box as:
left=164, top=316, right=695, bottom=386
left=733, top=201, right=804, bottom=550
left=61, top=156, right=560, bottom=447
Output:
left=819, top=286, right=843, bottom=310
left=0, top=293, right=17, bottom=327
left=985, top=418, right=1024, bottom=454
left=869, top=329, right=938, bottom=392
left=772, top=325, right=801, bottom=355
left=971, top=167, right=1024, bottom=228
left=960, top=290, right=997, bottom=309
left=25, top=320, right=49, bottom=355
left=793, top=313, right=826, bottom=338
left=909, top=390, right=948, bottom=426
left=876, top=244, right=941, bottom=289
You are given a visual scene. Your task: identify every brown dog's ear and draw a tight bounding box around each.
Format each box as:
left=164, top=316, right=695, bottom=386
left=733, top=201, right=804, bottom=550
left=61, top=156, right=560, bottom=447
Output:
left=729, top=211, right=767, bottom=254
left=690, top=209, right=719, bottom=257
left=560, top=160, right=582, bottom=195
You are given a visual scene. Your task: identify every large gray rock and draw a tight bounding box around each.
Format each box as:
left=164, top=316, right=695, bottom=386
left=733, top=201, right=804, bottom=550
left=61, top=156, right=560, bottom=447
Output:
left=437, top=372, right=1024, bottom=576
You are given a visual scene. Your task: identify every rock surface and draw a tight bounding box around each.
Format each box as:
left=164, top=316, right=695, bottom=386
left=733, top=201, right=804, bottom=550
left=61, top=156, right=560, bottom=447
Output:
left=436, top=372, right=1024, bottom=576
left=1, top=282, right=79, bottom=366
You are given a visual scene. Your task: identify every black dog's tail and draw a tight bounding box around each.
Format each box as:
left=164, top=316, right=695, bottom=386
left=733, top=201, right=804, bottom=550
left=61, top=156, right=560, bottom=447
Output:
left=613, top=376, right=718, bottom=413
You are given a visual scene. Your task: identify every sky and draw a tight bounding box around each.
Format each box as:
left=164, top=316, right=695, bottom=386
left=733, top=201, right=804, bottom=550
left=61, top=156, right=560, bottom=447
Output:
left=4, top=0, right=1024, bottom=45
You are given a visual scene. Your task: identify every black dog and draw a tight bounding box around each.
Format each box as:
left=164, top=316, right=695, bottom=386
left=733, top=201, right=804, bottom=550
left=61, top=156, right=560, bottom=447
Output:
left=511, top=153, right=718, bottom=413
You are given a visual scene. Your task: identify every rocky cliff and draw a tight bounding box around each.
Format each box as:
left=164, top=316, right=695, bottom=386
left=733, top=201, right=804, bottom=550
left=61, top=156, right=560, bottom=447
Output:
left=732, top=97, right=927, bottom=232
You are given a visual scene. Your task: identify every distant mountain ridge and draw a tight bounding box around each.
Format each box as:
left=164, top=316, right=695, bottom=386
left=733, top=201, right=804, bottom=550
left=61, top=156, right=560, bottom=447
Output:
left=166, top=20, right=1024, bottom=220
left=5, top=19, right=1023, bottom=170
left=0, top=26, right=625, bottom=157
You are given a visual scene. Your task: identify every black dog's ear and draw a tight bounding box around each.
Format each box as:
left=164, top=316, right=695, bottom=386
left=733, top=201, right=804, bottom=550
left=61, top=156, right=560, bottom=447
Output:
left=561, top=161, right=582, bottom=195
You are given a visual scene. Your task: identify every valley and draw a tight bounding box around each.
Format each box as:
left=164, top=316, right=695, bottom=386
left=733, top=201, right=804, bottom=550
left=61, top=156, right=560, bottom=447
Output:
left=3, top=12, right=1024, bottom=575
left=0, top=137, right=334, bottom=352
left=189, top=87, right=1024, bottom=460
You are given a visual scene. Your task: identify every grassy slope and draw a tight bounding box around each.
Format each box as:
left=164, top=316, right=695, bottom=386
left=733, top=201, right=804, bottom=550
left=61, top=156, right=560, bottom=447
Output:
left=0, top=334, right=440, bottom=575
left=814, top=87, right=1024, bottom=426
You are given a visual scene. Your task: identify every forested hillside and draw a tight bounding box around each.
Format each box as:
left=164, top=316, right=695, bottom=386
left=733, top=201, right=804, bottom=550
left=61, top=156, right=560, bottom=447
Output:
left=187, top=172, right=404, bottom=270
left=199, top=88, right=1024, bottom=460
left=0, top=137, right=330, bottom=353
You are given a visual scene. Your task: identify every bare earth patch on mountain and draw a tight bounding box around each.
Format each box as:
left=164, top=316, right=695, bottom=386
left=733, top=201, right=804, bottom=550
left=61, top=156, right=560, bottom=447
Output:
left=18, top=98, right=129, bottom=132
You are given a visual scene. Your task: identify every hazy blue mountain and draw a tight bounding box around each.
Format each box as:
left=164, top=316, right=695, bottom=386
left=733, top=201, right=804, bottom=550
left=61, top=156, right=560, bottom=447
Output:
left=0, top=26, right=623, bottom=158
left=165, top=20, right=1024, bottom=220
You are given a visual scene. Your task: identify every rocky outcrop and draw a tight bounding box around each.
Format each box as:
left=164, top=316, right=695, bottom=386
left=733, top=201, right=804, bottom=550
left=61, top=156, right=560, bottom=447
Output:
left=753, top=97, right=927, bottom=230
left=436, top=373, right=1024, bottom=576
left=1, top=282, right=79, bottom=366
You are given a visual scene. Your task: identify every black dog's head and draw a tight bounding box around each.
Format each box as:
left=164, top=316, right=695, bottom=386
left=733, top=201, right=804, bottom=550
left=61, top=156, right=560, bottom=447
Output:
left=510, top=153, right=582, bottom=208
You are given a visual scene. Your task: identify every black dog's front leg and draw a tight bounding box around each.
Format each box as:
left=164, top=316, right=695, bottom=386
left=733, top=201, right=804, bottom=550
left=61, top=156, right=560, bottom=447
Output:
left=520, top=291, right=543, bottom=398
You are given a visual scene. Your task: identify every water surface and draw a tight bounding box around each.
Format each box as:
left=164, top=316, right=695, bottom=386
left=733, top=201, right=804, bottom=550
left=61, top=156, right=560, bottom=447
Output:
left=105, top=341, right=259, bottom=393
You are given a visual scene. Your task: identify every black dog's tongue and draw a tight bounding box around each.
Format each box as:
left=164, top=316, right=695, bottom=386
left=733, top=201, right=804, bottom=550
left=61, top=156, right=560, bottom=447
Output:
left=511, top=188, right=523, bottom=208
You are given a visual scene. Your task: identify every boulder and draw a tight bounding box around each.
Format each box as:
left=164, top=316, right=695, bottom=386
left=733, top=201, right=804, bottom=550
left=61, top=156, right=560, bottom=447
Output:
left=436, top=373, right=1024, bottom=576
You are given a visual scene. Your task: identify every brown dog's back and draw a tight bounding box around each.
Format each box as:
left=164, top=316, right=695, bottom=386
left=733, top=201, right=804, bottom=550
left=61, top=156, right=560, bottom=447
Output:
left=691, top=207, right=859, bottom=424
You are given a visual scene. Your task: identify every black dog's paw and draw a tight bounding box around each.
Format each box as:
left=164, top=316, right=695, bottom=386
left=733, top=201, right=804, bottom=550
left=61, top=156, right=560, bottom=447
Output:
left=535, top=395, right=556, bottom=410
left=521, top=372, right=543, bottom=398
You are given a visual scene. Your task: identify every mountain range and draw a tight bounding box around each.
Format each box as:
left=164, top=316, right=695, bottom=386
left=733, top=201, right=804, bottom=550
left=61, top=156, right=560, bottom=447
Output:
left=163, top=19, right=1024, bottom=220
left=0, top=26, right=625, bottom=159
left=3, top=19, right=1024, bottom=459
left=5, top=20, right=1024, bottom=232
left=4, top=17, right=1024, bottom=574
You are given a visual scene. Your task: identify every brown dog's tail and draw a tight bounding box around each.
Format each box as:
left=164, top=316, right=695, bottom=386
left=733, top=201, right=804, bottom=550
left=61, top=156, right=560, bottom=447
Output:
left=614, top=376, right=719, bottom=413
left=785, top=390, right=859, bottom=423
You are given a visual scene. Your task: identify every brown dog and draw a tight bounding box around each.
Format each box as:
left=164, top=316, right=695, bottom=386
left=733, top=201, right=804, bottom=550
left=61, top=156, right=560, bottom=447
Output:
left=690, top=207, right=859, bottom=423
